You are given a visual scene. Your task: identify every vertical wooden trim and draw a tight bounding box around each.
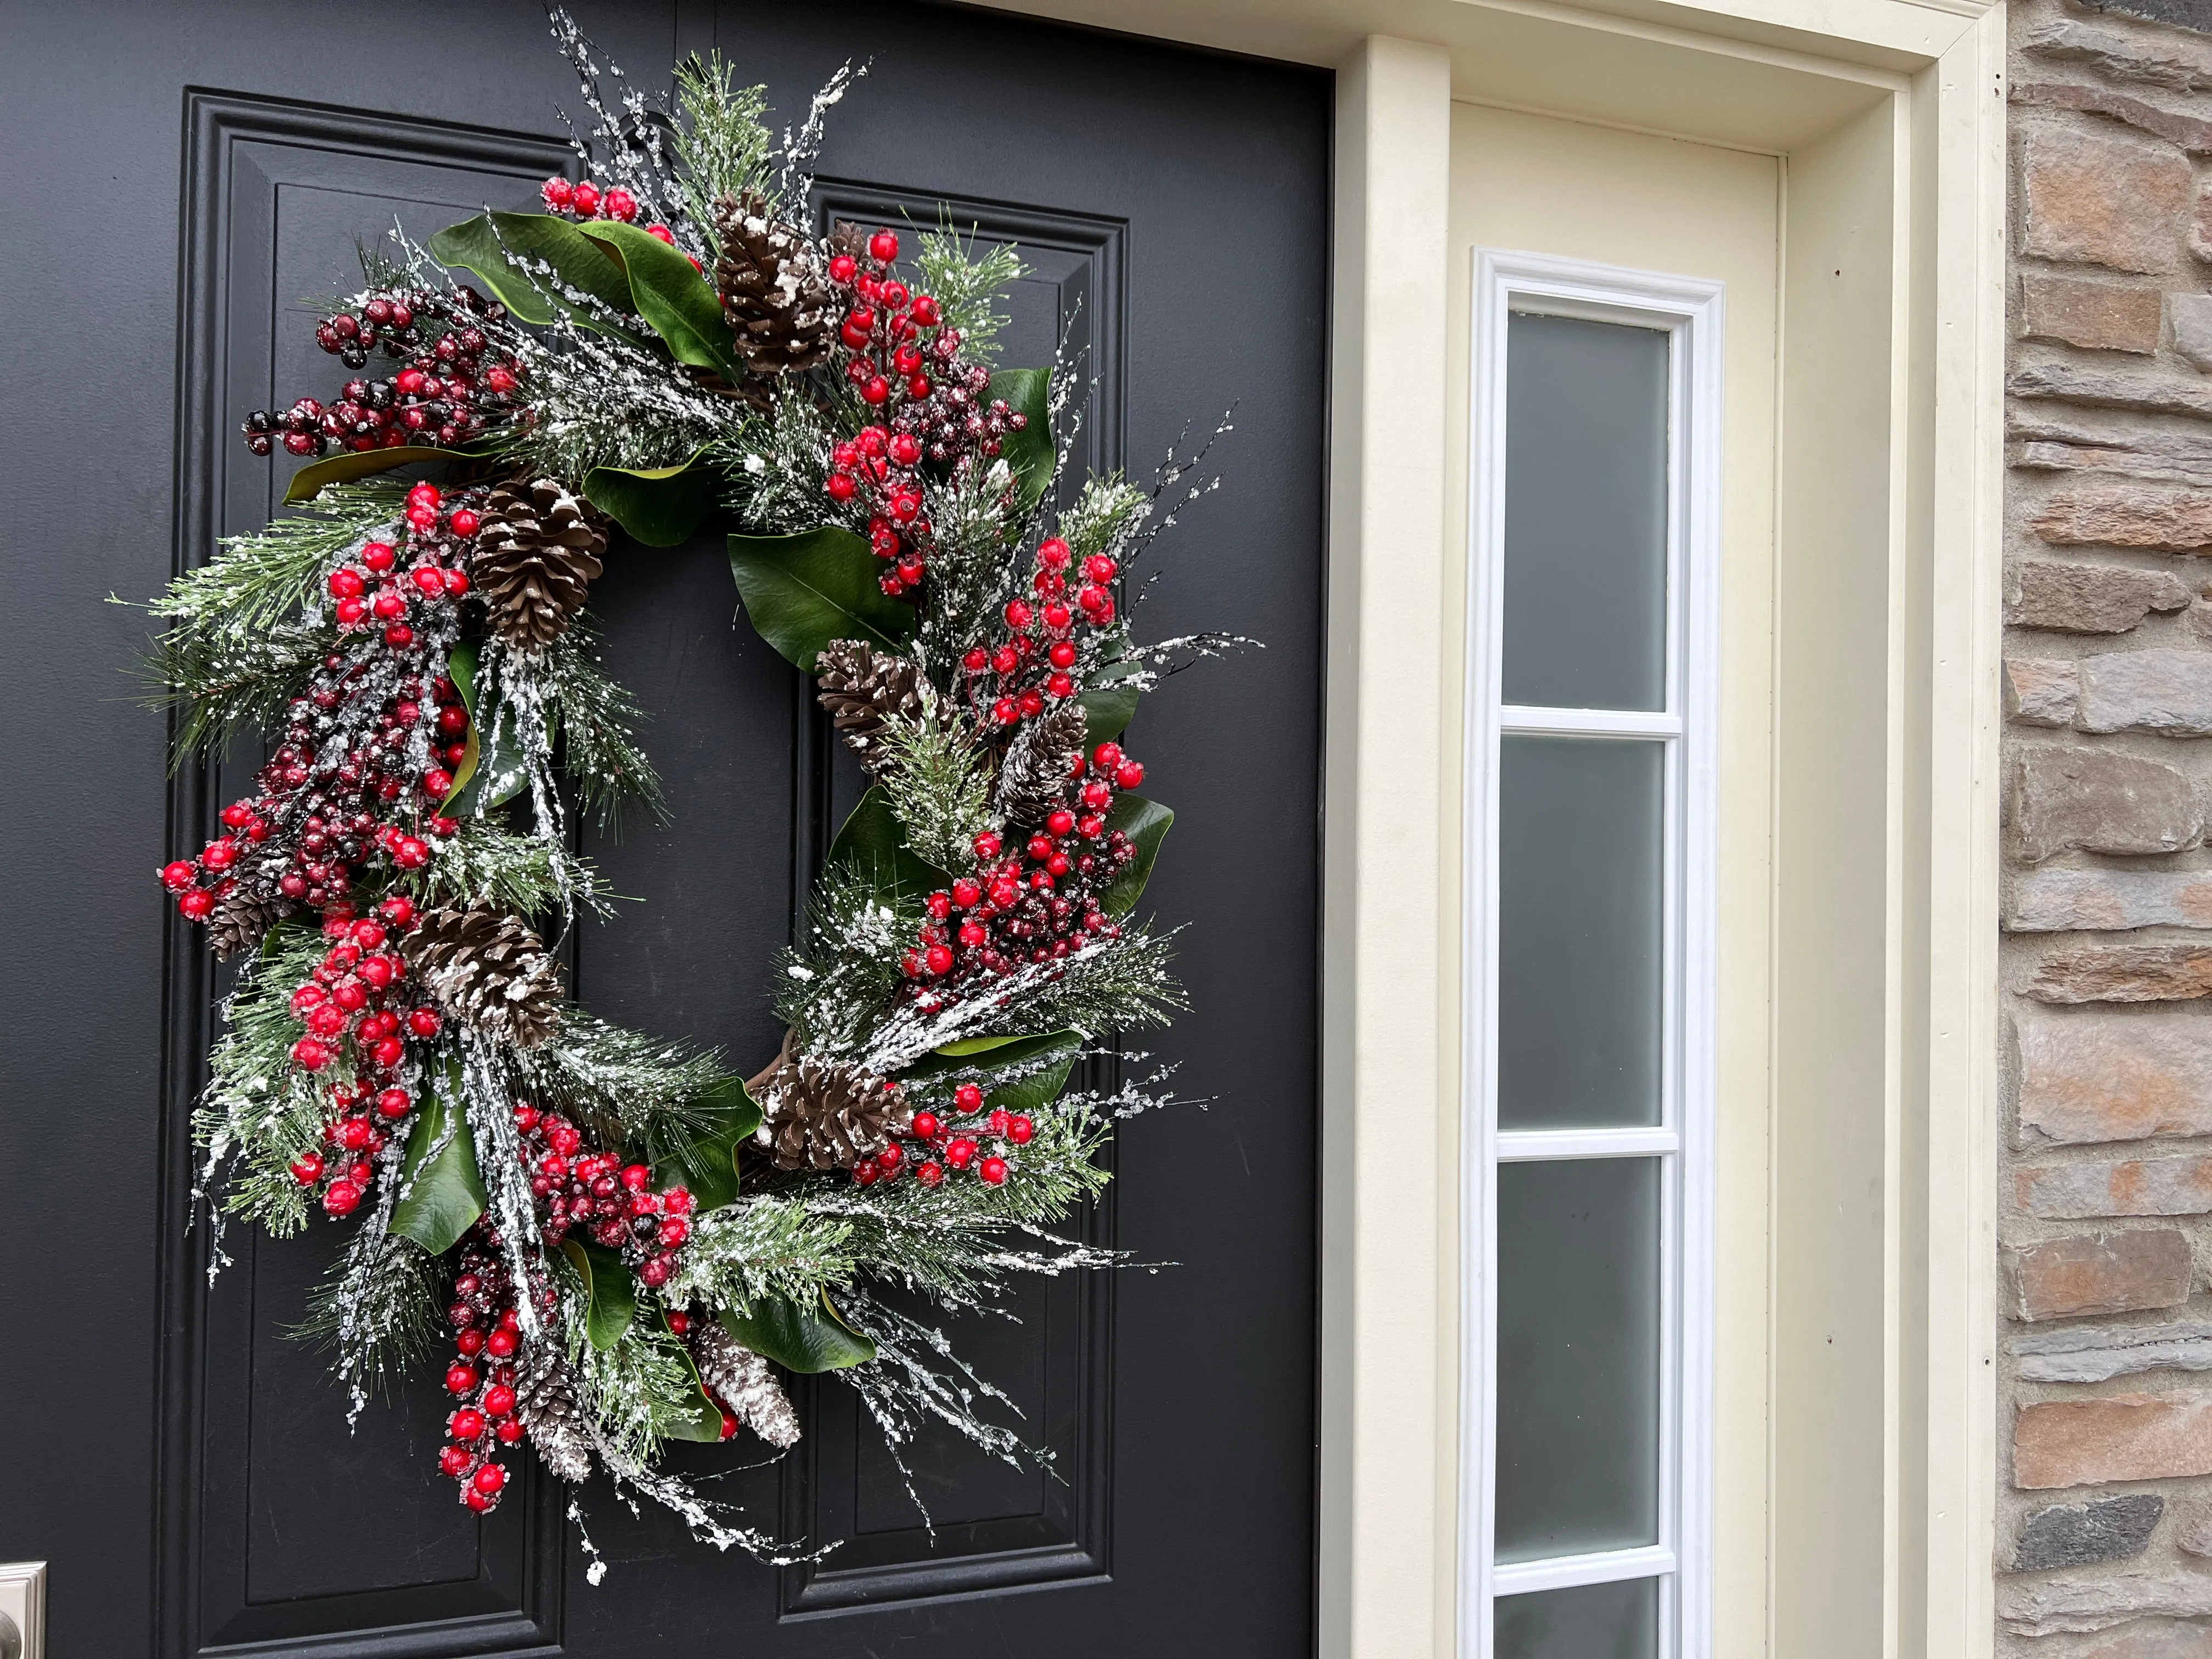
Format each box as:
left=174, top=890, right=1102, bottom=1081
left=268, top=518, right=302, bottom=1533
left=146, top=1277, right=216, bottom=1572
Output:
left=1318, top=32, right=1454, bottom=1659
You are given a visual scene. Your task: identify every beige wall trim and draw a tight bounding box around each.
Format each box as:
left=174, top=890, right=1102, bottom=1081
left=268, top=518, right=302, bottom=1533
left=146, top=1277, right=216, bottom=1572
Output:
left=1318, top=34, right=1456, bottom=1659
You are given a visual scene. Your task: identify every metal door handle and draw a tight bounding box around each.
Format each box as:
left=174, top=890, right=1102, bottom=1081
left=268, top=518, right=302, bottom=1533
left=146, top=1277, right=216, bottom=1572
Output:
left=0, top=1606, right=20, bottom=1659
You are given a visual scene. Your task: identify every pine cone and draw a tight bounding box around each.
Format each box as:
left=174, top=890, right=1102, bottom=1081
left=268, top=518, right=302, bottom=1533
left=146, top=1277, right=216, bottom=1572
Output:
left=517, top=1343, right=594, bottom=1483
left=995, top=700, right=1088, bottom=827
left=815, top=640, right=924, bottom=775
left=713, top=192, right=836, bottom=376
left=470, top=477, right=608, bottom=651
left=746, top=1035, right=906, bottom=1171
left=206, top=885, right=281, bottom=960
left=690, top=1317, right=801, bottom=1449
left=400, top=902, right=563, bottom=1049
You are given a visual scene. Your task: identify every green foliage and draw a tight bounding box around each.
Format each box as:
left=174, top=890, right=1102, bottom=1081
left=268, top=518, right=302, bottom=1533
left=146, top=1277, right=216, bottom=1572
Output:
left=914, top=224, right=1025, bottom=366
left=426, top=211, right=637, bottom=334
left=712, top=390, right=836, bottom=536
left=499, top=1007, right=728, bottom=1170
left=582, top=451, right=719, bottom=546
left=727, top=526, right=917, bottom=670
left=651, top=1074, right=760, bottom=1213
left=414, top=819, right=605, bottom=922
left=774, top=856, right=921, bottom=1058
left=296, top=1229, right=444, bottom=1401
left=1057, top=475, right=1148, bottom=561
left=1096, top=794, right=1172, bottom=915
left=670, top=52, right=776, bottom=234
left=560, top=1237, right=638, bottom=1349
left=719, top=1293, right=874, bottom=1372
left=194, top=923, right=346, bottom=1235
left=578, top=220, right=739, bottom=375
left=876, top=701, right=996, bottom=874
left=990, top=368, right=1055, bottom=511
left=555, top=1255, right=703, bottom=1465
left=388, top=1070, right=487, bottom=1256
left=142, top=479, right=404, bottom=761
left=529, top=621, right=667, bottom=829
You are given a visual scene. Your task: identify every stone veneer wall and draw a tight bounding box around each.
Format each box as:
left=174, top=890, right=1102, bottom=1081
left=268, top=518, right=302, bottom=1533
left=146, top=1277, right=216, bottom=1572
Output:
left=2000, top=1, right=2212, bottom=1652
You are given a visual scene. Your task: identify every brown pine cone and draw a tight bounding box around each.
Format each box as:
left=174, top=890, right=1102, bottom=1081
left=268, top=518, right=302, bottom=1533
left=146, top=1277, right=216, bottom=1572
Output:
left=690, top=1318, right=801, bottom=1449
left=713, top=192, right=836, bottom=376
left=206, top=885, right=282, bottom=960
left=516, top=1342, right=594, bottom=1483
left=746, top=1035, right=907, bottom=1171
left=399, top=902, right=562, bottom=1049
left=815, top=639, right=924, bottom=775
left=995, top=700, right=1088, bottom=827
left=469, top=477, right=608, bottom=652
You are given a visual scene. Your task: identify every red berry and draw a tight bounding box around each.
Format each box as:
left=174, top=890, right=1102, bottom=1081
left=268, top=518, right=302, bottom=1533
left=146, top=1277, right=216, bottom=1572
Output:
left=482, top=1384, right=517, bottom=1418
left=408, top=1007, right=443, bottom=1037
left=289, top=1152, right=324, bottom=1185
left=160, top=860, right=196, bottom=891
left=621, top=1163, right=651, bottom=1191
left=645, top=223, right=675, bottom=245
left=322, top=1180, right=363, bottom=1216
left=719, top=1410, right=741, bottom=1441
left=602, top=185, right=637, bottom=222
left=449, top=507, right=481, bottom=537
left=667, top=1310, right=691, bottom=1337
left=438, top=1445, right=474, bottom=1476
left=912, top=1111, right=940, bottom=1139
left=980, top=1156, right=1009, bottom=1186
left=861, top=376, right=889, bottom=405
left=917, top=1160, right=945, bottom=1187
left=878, top=1143, right=904, bottom=1171
left=541, top=176, right=574, bottom=210
left=1005, top=600, right=1034, bottom=629
left=924, top=944, right=954, bottom=975
left=1116, top=761, right=1145, bottom=789
left=658, top=1217, right=690, bottom=1248
left=178, top=888, right=215, bottom=921
left=826, top=472, right=857, bottom=502
left=830, top=254, right=857, bottom=284
left=496, top=1418, right=527, bottom=1444
left=663, top=1188, right=694, bottom=1216
left=973, top=832, right=1003, bottom=860
left=449, top=1408, right=487, bottom=1442
left=376, top=1087, right=413, bottom=1120
left=291, top=1036, right=331, bottom=1070
left=869, top=229, right=899, bottom=262
left=571, top=180, right=601, bottom=217
left=1084, top=555, right=1119, bottom=583
left=1008, top=1115, right=1035, bottom=1145
left=946, top=1137, right=978, bottom=1169
left=954, top=1085, right=984, bottom=1114
left=472, top=1463, right=507, bottom=1494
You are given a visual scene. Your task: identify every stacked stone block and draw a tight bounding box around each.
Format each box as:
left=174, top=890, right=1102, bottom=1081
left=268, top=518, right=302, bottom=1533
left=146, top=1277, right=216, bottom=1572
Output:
left=2002, top=4, right=2212, bottom=1651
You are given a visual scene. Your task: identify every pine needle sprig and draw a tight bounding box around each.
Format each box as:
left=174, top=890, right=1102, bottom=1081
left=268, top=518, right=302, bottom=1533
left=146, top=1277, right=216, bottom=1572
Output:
left=542, top=620, right=667, bottom=828
left=773, top=860, right=918, bottom=1058
left=415, top=819, right=610, bottom=922
left=554, top=1256, right=703, bottom=1465
left=501, top=1007, right=726, bottom=1160
left=670, top=52, right=776, bottom=230
left=876, top=697, right=996, bottom=873
left=295, top=1229, right=445, bottom=1402
left=914, top=222, right=1025, bottom=368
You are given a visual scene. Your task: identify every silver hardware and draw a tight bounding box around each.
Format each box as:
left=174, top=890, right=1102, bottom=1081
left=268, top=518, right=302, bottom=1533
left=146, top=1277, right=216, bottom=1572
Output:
left=0, top=1564, right=43, bottom=1659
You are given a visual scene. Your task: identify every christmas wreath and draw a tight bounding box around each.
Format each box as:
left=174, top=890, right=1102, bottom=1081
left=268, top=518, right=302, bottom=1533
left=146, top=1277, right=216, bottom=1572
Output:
left=145, top=16, right=1234, bottom=1570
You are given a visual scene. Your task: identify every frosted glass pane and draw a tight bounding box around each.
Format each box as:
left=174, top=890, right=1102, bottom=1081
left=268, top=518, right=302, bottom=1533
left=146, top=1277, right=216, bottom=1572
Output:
left=1495, top=1577, right=1660, bottom=1659
left=1494, top=1158, right=1662, bottom=1561
left=1498, top=737, right=1663, bottom=1130
left=1502, top=311, right=1668, bottom=712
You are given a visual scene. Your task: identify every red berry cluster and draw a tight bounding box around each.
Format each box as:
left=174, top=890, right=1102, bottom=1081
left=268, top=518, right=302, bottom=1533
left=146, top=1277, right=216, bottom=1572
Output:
left=537, top=176, right=699, bottom=269
left=514, top=1103, right=695, bottom=1289
left=438, top=1238, right=554, bottom=1513
left=851, top=1096, right=1034, bottom=1192
left=820, top=228, right=1028, bottom=597
left=240, top=287, right=522, bottom=458
left=159, top=485, right=476, bottom=928
left=280, top=900, right=444, bottom=1214
left=960, top=535, right=1128, bottom=730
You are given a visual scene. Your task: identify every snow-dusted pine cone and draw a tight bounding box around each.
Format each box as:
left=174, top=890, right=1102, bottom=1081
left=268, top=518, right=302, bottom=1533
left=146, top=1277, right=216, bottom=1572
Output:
left=516, top=1343, right=594, bottom=1483
left=815, top=639, right=924, bottom=775
left=713, top=191, right=836, bottom=376
left=470, top=477, right=608, bottom=651
left=689, top=1317, right=801, bottom=1449
left=400, top=902, right=562, bottom=1049
left=747, top=1036, right=906, bottom=1171
left=206, top=885, right=282, bottom=960
left=995, top=700, right=1088, bottom=827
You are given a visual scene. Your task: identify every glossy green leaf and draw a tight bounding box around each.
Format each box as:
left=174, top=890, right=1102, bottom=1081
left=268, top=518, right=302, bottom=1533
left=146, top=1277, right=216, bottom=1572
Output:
left=1097, top=793, right=1172, bottom=916
left=727, top=527, right=916, bottom=671
left=582, top=453, right=719, bottom=547
left=578, top=221, right=738, bottom=375
left=283, top=444, right=456, bottom=504
left=828, top=786, right=953, bottom=906
left=990, top=368, right=1054, bottom=510
left=661, top=1311, right=731, bottom=1442
left=905, top=1028, right=1082, bottom=1116
left=720, top=1292, right=874, bottom=1374
left=426, top=211, right=635, bottom=332
left=559, top=1237, right=637, bottom=1351
left=653, top=1074, right=762, bottom=1214
left=388, top=1070, right=486, bottom=1256
left=442, top=640, right=528, bottom=814
left=1079, top=663, right=1144, bottom=747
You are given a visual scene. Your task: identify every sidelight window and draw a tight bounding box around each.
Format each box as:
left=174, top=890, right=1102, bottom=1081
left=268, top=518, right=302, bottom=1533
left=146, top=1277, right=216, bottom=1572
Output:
left=1461, top=253, right=1723, bottom=1659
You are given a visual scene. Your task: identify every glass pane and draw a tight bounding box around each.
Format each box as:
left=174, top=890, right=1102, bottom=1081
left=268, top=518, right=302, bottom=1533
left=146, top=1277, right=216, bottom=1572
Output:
left=1494, top=1577, right=1661, bottom=1659
left=1497, top=737, right=1663, bottom=1130
left=1501, top=311, right=1669, bottom=712
left=1495, top=1158, right=1662, bottom=1561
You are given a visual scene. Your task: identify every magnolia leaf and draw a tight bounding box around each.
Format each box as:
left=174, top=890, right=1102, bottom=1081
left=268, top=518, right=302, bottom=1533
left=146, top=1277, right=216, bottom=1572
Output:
left=720, top=1291, right=874, bottom=1374
left=661, top=1310, right=731, bottom=1442
left=283, top=445, right=455, bottom=505
left=559, top=1237, right=637, bottom=1351
left=426, top=211, right=636, bottom=334
left=990, top=368, right=1053, bottom=510
left=1097, top=793, right=1172, bottom=916
left=1079, top=661, right=1146, bottom=746
left=387, top=1069, right=486, bottom=1256
left=442, top=640, right=528, bottom=813
left=653, top=1074, right=761, bottom=1214
left=578, top=221, right=738, bottom=375
left=906, top=1028, right=1082, bottom=1115
left=828, top=786, right=952, bottom=906
left=582, top=452, right=719, bottom=547
left=727, top=527, right=915, bottom=670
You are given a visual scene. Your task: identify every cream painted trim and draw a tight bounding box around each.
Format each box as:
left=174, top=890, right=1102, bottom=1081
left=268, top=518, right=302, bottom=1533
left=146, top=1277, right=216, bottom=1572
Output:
left=1318, top=35, right=1455, bottom=1659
